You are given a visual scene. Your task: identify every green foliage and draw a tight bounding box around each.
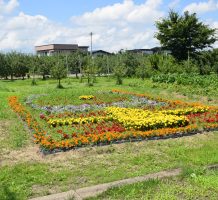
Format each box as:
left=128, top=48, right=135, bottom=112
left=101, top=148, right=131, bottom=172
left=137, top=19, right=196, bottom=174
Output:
left=136, top=65, right=147, bottom=80
left=0, top=47, right=217, bottom=82
left=158, top=54, right=177, bottom=73
left=14, top=54, right=29, bottom=79
left=136, top=59, right=151, bottom=80
left=156, top=11, right=217, bottom=61
left=121, top=52, right=140, bottom=77
left=148, top=54, right=160, bottom=70
left=4, top=52, right=29, bottom=80
left=94, top=55, right=108, bottom=75
left=194, top=49, right=218, bottom=75
left=37, top=55, right=55, bottom=80
left=151, top=73, right=218, bottom=89
left=0, top=53, right=9, bottom=79
left=51, top=60, right=67, bottom=88
left=82, top=56, right=97, bottom=86
left=152, top=73, right=176, bottom=84
left=113, top=58, right=127, bottom=85
left=67, top=51, right=87, bottom=77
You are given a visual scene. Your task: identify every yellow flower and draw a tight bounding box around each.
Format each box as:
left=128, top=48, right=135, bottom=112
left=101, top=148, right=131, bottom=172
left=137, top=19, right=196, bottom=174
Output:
left=79, top=95, right=95, bottom=100
left=105, top=107, right=189, bottom=131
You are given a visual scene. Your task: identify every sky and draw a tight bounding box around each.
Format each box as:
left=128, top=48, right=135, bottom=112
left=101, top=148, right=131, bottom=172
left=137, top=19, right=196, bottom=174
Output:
left=0, top=0, right=218, bottom=53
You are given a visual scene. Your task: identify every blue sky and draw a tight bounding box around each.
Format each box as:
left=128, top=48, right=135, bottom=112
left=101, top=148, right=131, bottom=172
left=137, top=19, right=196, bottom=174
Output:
left=17, top=0, right=218, bottom=22
left=0, top=0, right=218, bottom=52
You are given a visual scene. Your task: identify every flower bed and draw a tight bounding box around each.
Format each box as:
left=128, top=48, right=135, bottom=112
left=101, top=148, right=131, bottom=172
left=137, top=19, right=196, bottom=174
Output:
left=8, top=89, right=218, bottom=153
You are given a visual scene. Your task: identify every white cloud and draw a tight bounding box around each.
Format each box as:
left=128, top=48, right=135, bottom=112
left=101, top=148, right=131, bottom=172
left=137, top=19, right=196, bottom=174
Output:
left=6, top=12, right=48, bottom=30
left=0, top=0, right=19, bottom=14
left=70, top=0, right=164, bottom=51
left=183, top=0, right=218, bottom=14
left=72, top=0, right=163, bottom=25
left=72, top=0, right=133, bottom=25
left=0, top=12, right=64, bottom=50
left=0, top=0, right=164, bottom=52
left=210, top=21, right=218, bottom=48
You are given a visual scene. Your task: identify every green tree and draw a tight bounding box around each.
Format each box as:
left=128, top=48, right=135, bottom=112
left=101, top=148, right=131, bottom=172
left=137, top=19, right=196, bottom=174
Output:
left=121, top=52, right=140, bottom=77
left=37, top=56, right=54, bottom=80
left=6, top=52, right=21, bottom=81
left=107, top=55, right=116, bottom=77
left=156, top=11, right=217, bottom=61
left=136, top=65, right=147, bottom=80
left=29, top=55, right=40, bottom=85
left=14, top=53, right=29, bottom=79
left=84, top=56, right=95, bottom=86
left=136, top=56, right=151, bottom=80
left=113, top=57, right=127, bottom=85
left=148, top=54, right=160, bottom=70
left=94, top=55, right=107, bottom=76
left=194, top=50, right=215, bottom=75
left=51, top=60, right=67, bottom=88
left=0, top=53, right=9, bottom=79
left=67, top=51, right=86, bottom=78
left=212, top=49, right=218, bottom=74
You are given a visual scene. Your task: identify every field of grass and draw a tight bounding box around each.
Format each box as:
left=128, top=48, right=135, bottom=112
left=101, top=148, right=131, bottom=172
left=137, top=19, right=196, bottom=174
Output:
left=0, top=77, right=217, bottom=200
left=87, top=167, right=218, bottom=200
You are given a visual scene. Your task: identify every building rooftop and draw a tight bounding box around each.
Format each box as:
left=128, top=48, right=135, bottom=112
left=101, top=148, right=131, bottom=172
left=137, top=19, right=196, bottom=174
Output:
left=35, top=43, right=89, bottom=55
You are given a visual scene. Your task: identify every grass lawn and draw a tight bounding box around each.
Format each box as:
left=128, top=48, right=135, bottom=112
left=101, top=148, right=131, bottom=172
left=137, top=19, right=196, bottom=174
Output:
left=0, top=77, right=217, bottom=200
left=87, top=167, right=218, bottom=200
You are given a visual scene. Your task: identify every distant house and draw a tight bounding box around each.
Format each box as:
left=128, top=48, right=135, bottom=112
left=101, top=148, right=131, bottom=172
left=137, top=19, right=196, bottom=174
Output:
left=127, top=47, right=171, bottom=55
left=91, top=50, right=112, bottom=56
left=127, top=49, right=153, bottom=55
left=151, top=47, right=171, bottom=54
left=35, top=44, right=89, bottom=56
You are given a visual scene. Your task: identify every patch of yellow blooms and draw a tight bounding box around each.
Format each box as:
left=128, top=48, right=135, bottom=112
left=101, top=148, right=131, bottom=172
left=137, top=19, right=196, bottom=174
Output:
left=105, top=106, right=208, bottom=130
left=79, top=95, right=95, bottom=100
left=48, top=106, right=208, bottom=130
left=161, top=106, right=208, bottom=115
left=48, top=116, right=112, bottom=127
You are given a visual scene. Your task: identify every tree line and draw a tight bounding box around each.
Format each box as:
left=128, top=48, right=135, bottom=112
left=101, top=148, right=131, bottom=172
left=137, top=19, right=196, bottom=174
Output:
left=0, top=49, right=217, bottom=82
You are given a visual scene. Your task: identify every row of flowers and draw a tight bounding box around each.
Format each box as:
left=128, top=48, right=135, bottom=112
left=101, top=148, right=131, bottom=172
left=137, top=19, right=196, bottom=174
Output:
left=30, top=124, right=218, bottom=150
left=47, top=106, right=208, bottom=130
left=187, top=112, right=218, bottom=124
left=48, top=115, right=112, bottom=127
left=56, top=121, right=126, bottom=140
